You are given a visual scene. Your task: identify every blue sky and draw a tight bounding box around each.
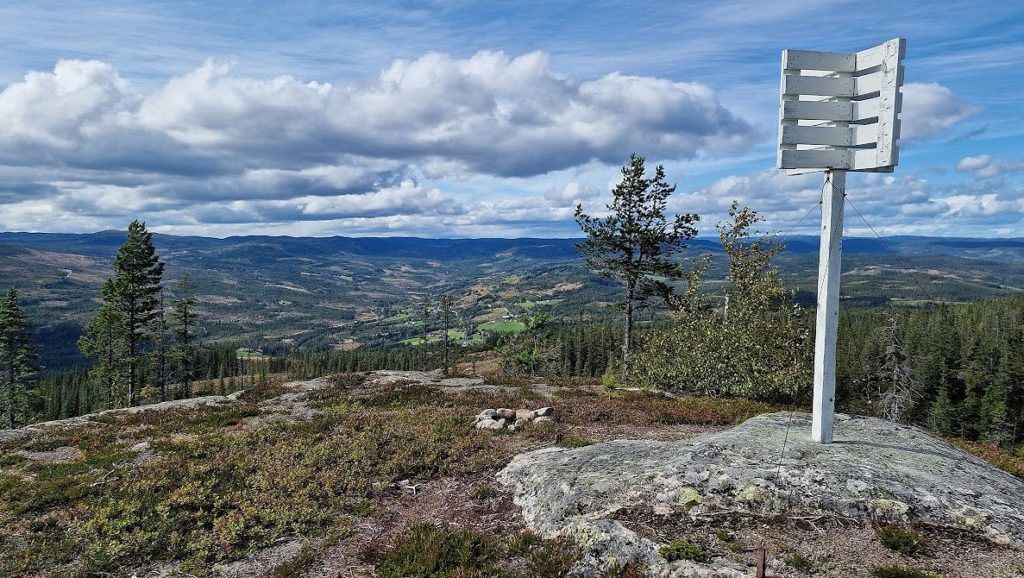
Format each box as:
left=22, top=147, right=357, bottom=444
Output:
left=0, top=0, right=1021, bottom=238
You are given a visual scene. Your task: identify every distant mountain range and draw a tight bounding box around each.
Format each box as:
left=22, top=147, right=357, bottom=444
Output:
left=3, top=231, right=1024, bottom=370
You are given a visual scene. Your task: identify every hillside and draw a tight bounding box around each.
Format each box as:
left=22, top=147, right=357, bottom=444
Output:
left=2, top=371, right=1021, bottom=577
left=3, top=232, right=1024, bottom=369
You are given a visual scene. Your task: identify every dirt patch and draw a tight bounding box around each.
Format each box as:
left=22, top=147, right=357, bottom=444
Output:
left=20, top=446, right=84, bottom=463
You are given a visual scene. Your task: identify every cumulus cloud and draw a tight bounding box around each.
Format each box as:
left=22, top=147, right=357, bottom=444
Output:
left=0, top=53, right=760, bottom=233
left=667, top=167, right=1024, bottom=237
left=900, top=82, right=980, bottom=141
left=956, top=155, right=1024, bottom=179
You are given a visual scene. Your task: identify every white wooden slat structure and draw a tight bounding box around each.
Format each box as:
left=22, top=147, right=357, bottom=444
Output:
left=776, top=39, right=906, bottom=444
left=777, top=38, right=905, bottom=173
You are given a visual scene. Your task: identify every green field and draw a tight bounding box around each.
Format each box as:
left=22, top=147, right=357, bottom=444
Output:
left=401, top=329, right=467, bottom=345
left=478, top=321, right=527, bottom=333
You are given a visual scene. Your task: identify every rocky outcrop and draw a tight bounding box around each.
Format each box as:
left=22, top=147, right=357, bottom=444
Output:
left=474, top=406, right=554, bottom=431
left=497, top=412, right=1024, bottom=577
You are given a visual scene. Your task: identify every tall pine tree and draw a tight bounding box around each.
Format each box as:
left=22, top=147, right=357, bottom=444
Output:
left=80, top=221, right=165, bottom=407
left=171, top=275, right=199, bottom=399
left=0, top=289, right=40, bottom=428
left=79, top=292, right=127, bottom=408
left=575, top=154, right=699, bottom=377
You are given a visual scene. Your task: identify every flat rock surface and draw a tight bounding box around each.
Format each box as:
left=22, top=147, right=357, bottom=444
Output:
left=497, top=412, right=1024, bottom=577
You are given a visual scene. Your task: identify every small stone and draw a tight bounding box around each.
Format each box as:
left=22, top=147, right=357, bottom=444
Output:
left=514, top=418, right=529, bottom=428
left=480, top=409, right=497, bottom=418
left=516, top=409, right=536, bottom=420
left=535, top=407, right=554, bottom=417
left=476, top=418, right=499, bottom=429
left=533, top=416, right=553, bottom=424
left=130, top=441, right=151, bottom=453
left=496, top=408, right=517, bottom=419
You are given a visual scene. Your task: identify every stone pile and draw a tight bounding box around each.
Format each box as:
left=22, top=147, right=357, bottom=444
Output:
left=474, top=406, right=554, bottom=431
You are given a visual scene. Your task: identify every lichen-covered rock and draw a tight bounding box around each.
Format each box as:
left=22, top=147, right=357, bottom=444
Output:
left=516, top=409, right=537, bottom=420
left=497, top=412, right=1024, bottom=576
left=496, top=408, right=517, bottom=419
left=476, top=418, right=501, bottom=430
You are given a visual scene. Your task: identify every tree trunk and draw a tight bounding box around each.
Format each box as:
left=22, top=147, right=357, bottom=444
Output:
left=622, top=281, right=635, bottom=381
left=128, top=307, right=137, bottom=407
left=7, top=360, right=15, bottom=428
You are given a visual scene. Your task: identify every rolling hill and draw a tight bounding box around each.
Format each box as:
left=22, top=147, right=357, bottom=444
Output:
left=2, top=231, right=1024, bottom=369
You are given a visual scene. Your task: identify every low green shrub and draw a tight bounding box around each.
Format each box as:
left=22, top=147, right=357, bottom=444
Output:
left=523, top=536, right=580, bottom=578
left=871, top=565, right=943, bottom=578
left=784, top=551, right=821, bottom=573
left=560, top=436, right=595, bottom=448
left=377, top=524, right=499, bottom=578
left=507, top=530, right=543, bottom=556
left=658, top=540, right=707, bottom=562
left=876, top=526, right=926, bottom=556
left=469, top=484, right=499, bottom=500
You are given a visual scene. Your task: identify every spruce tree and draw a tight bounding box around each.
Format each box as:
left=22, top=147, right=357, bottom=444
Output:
left=107, top=220, right=165, bottom=406
left=171, top=275, right=199, bottom=399
left=0, top=289, right=40, bottom=428
left=79, top=293, right=127, bottom=408
left=877, top=314, right=918, bottom=424
left=575, top=154, right=699, bottom=377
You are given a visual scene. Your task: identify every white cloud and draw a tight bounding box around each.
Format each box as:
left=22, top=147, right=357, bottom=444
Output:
left=0, top=53, right=760, bottom=233
left=900, top=82, right=980, bottom=141
left=956, top=154, right=1024, bottom=179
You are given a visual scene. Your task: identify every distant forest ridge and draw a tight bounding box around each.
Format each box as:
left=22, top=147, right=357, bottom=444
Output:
left=4, top=230, right=1024, bottom=260
left=4, top=230, right=1024, bottom=372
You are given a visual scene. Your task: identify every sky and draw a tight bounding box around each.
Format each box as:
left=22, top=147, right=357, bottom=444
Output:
left=0, top=0, right=1021, bottom=239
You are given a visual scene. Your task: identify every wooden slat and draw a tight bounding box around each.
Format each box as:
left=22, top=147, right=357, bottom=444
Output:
left=779, top=149, right=851, bottom=170
left=783, top=49, right=856, bottom=72
left=874, top=39, right=905, bottom=168
left=783, top=74, right=855, bottom=97
left=782, top=100, right=879, bottom=122
left=856, top=38, right=906, bottom=71
left=852, top=125, right=877, bottom=146
left=854, top=71, right=882, bottom=97
left=781, top=125, right=878, bottom=147
left=852, top=147, right=897, bottom=171
left=781, top=125, right=851, bottom=146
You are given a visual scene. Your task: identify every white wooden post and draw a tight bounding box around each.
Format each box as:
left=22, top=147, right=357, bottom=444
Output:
left=777, top=39, right=904, bottom=443
left=812, top=169, right=845, bottom=443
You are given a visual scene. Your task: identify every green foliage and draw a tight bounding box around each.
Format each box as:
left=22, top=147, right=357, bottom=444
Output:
left=559, top=436, right=595, bottom=448
left=0, top=288, right=40, bottom=428
left=377, top=524, right=500, bottom=578
left=271, top=542, right=317, bottom=578
left=837, top=296, right=1024, bottom=446
left=469, top=484, right=499, bottom=500
left=875, top=526, right=926, bottom=556
left=0, top=394, right=503, bottom=576
left=870, top=565, right=943, bottom=578
left=507, top=531, right=543, bottom=556
left=783, top=551, right=822, bottom=573
left=658, top=540, right=707, bottom=562
left=171, top=274, right=199, bottom=399
left=575, top=153, right=699, bottom=373
left=713, top=528, right=733, bottom=542
left=522, top=536, right=581, bottom=578
left=630, top=203, right=812, bottom=402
